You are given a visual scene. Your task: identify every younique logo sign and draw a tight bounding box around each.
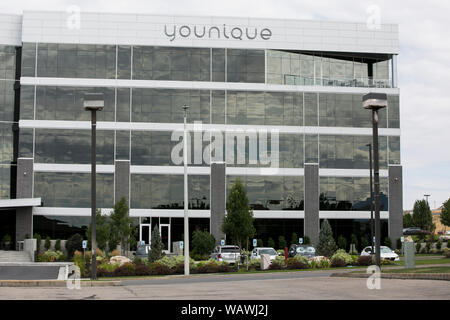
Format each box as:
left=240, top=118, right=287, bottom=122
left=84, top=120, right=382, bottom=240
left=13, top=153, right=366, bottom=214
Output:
left=164, top=24, right=272, bottom=41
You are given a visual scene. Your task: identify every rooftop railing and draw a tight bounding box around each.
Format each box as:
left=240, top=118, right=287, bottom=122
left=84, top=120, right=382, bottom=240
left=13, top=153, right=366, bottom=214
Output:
left=284, top=75, right=393, bottom=88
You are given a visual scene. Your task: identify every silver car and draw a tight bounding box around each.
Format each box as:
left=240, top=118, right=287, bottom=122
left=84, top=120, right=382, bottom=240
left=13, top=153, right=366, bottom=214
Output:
left=210, top=245, right=241, bottom=264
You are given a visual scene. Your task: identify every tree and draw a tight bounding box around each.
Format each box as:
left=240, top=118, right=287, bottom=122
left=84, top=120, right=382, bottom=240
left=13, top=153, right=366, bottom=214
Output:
left=290, top=232, right=298, bottom=246
left=441, top=198, right=450, bottom=228
left=384, top=237, right=392, bottom=248
left=412, top=200, right=433, bottom=232
left=192, top=230, right=215, bottom=258
left=403, top=213, right=414, bottom=228
left=278, top=236, right=287, bottom=249
left=149, top=224, right=164, bottom=262
left=317, top=219, right=337, bottom=257
left=66, top=233, right=83, bottom=258
left=267, top=237, right=275, bottom=248
left=44, top=236, right=51, bottom=251
left=109, top=197, right=134, bottom=256
left=361, top=236, right=369, bottom=249
left=222, top=179, right=256, bottom=249
left=303, top=236, right=311, bottom=245
left=257, top=239, right=263, bottom=247
left=337, top=235, right=347, bottom=250
left=86, top=209, right=110, bottom=252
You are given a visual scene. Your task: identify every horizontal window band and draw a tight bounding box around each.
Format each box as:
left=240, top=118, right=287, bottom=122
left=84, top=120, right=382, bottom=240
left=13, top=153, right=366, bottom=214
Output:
left=19, top=120, right=401, bottom=136
left=21, top=76, right=400, bottom=95
left=33, top=163, right=390, bottom=177
left=32, top=207, right=389, bottom=220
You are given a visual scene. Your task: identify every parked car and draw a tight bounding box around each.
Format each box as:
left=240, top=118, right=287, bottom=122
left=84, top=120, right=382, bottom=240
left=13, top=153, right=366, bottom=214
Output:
left=361, top=246, right=399, bottom=261
left=210, top=245, right=241, bottom=264
left=403, top=227, right=430, bottom=235
left=250, top=247, right=278, bottom=261
left=288, top=244, right=316, bottom=258
left=439, top=231, right=450, bottom=241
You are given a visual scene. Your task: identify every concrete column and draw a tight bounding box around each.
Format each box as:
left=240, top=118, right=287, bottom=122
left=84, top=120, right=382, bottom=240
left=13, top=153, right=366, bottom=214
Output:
left=388, top=165, right=403, bottom=248
left=16, top=158, right=33, bottom=199
left=16, top=158, right=34, bottom=249
left=210, top=162, right=226, bottom=245
left=16, top=208, right=33, bottom=250
left=115, top=160, right=130, bottom=206
left=304, top=163, right=319, bottom=246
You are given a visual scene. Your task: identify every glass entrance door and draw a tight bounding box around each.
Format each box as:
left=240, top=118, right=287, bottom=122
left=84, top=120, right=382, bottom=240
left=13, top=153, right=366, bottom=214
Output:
left=140, top=224, right=151, bottom=245
left=160, top=224, right=171, bottom=253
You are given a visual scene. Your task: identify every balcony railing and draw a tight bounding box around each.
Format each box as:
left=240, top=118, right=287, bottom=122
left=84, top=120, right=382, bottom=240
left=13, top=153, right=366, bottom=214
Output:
left=284, top=75, right=393, bottom=88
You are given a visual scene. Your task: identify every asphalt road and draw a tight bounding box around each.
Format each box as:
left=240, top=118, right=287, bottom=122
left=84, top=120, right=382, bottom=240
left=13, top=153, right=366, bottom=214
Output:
left=0, top=266, right=60, bottom=280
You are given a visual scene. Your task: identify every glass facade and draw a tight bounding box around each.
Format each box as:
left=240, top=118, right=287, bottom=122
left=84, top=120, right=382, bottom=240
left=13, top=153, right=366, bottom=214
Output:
left=34, top=172, right=114, bottom=208
left=130, top=174, right=210, bottom=209
left=0, top=45, right=18, bottom=200
left=320, top=177, right=388, bottom=211
left=227, top=176, right=304, bottom=210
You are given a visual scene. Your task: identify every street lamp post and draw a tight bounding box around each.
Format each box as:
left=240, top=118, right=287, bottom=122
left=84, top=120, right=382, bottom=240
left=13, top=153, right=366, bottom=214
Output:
left=366, top=143, right=374, bottom=254
left=424, top=194, right=431, bottom=206
left=363, top=93, right=387, bottom=269
left=84, top=94, right=104, bottom=281
left=182, top=105, right=190, bottom=276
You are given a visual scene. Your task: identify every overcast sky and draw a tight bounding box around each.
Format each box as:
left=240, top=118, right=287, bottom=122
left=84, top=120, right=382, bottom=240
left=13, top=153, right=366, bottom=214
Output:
left=1, top=0, right=449, bottom=210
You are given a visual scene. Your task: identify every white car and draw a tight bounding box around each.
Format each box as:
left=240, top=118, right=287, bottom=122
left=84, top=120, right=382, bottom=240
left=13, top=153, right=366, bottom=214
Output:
left=251, top=247, right=278, bottom=261
left=361, top=246, right=400, bottom=261
left=439, top=231, right=450, bottom=241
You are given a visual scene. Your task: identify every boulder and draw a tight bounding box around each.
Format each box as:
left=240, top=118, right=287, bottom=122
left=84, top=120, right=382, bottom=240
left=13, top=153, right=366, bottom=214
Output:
left=110, top=255, right=132, bottom=266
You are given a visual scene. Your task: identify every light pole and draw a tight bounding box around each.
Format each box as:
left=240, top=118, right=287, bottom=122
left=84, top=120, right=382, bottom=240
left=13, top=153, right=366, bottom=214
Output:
left=182, top=105, right=190, bottom=275
left=366, top=143, right=374, bottom=254
left=363, top=92, right=387, bottom=269
left=84, top=93, right=104, bottom=281
left=424, top=194, right=431, bottom=206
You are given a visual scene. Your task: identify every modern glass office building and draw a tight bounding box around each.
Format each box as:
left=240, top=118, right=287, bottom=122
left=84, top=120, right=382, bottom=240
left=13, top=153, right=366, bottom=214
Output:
left=0, top=11, right=402, bottom=252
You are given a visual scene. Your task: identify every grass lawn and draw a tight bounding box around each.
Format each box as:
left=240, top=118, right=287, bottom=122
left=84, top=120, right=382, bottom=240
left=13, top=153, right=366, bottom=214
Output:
left=382, top=266, right=450, bottom=274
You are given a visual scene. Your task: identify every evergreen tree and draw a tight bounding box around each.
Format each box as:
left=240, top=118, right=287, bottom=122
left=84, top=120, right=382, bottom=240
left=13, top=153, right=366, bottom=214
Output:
left=222, top=179, right=256, bottom=249
left=361, top=236, right=369, bottom=250
left=192, top=230, right=215, bottom=258
left=149, top=224, right=164, bottom=262
left=86, top=209, right=110, bottom=252
left=109, top=197, right=134, bottom=256
left=412, top=200, right=433, bottom=231
left=267, top=237, right=275, bottom=248
left=290, top=232, right=298, bottom=246
left=257, top=239, right=263, bottom=247
left=350, top=234, right=359, bottom=251
left=441, top=198, right=450, bottom=227
left=317, top=219, right=337, bottom=257
left=403, top=213, right=414, bottom=228
left=278, top=236, right=287, bottom=249
left=337, top=235, right=347, bottom=250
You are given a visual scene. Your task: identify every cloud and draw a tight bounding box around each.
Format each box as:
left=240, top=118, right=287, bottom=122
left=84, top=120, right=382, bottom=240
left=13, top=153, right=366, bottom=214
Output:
left=1, top=0, right=448, bottom=210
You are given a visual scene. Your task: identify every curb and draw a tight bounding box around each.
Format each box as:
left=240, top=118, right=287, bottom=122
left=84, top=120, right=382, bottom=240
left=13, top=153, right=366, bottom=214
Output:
left=330, top=273, right=450, bottom=281
left=0, top=280, right=122, bottom=287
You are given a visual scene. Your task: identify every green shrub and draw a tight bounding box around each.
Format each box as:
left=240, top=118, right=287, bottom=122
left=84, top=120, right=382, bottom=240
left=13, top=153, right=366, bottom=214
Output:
left=290, top=232, right=298, bottom=246
left=350, top=234, right=358, bottom=251
left=425, top=242, right=431, bottom=253
left=361, top=236, right=369, bottom=250
left=73, top=252, right=86, bottom=277
left=55, top=239, right=61, bottom=252
left=192, top=230, right=215, bottom=258
left=156, top=255, right=194, bottom=270
left=44, top=236, right=51, bottom=251
left=357, top=255, right=373, bottom=266
left=443, top=247, right=450, bottom=258
left=274, top=255, right=285, bottom=266
left=34, top=234, right=42, bottom=254
left=420, top=247, right=428, bottom=254
left=337, top=235, right=347, bottom=251
left=267, top=237, right=275, bottom=248
left=303, top=236, right=311, bottom=245
left=350, top=255, right=359, bottom=266
left=113, top=262, right=136, bottom=277
left=249, top=259, right=261, bottom=270
left=416, top=242, right=421, bottom=253
left=436, top=240, right=442, bottom=251
left=276, top=249, right=285, bottom=256
left=268, top=261, right=282, bottom=270
left=383, top=237, right=392, bottom=249
left=278, top=236, right=287, bottom=249
left=287, top=255, right=309, bottom=269
left=330, top=249, right=352, bottom=267
left=317, top=219, right=336, bottom=257
left=38, top=250, right=66, bottom=262
left=429, top=248, right=439, bottom=254
left=257, top=239, right=263, bottom=247
left=66, top=233, right=83, bottom=258
left=396, top=238, right=402, bottom=250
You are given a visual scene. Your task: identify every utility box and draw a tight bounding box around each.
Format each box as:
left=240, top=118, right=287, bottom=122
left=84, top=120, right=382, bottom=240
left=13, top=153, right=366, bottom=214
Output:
left=260, top=254, right=271, bottom=270
left=173, top=241, right=183, bottom=256
left=404, top=241, right=415, bottom=269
